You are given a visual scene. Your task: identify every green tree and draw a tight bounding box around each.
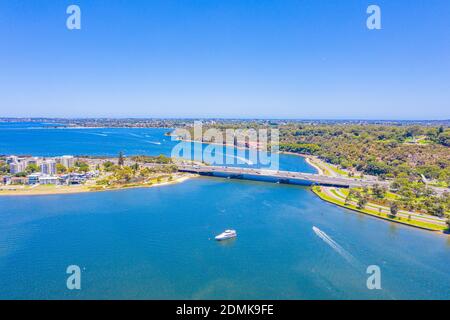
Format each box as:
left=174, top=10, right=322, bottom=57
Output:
left=113, top=166, right=134, bottom=183
left=390, top=202, right=399, bottom=217
left=362, top=186, right=369, bottom=195
left=344, top=194, right=351, bottom=206
left=0, top=162, right=9, bottom=173
left=75, top=161, right=89, bottom=173
left=364, top=161, right=390, bottom=175
left=14, top=172, right=27, bottom=177
left=131, top=163, right=139, bottom=172
left=118, top=152, right=125, bottom=166
left=438, top=130, right=450, bottom=146
left=56, top=163, right=67, bottom=174
left=155, top=154, right=172, bottom=164
left=357, top=196, right=368, bottom=210
left=372, top=184, right=386, bottom=199
left=428, top=204, right=445, bottom=218
left=25, top=163, right=39, bottom=174
left=103, top=161, right=115, bottom=171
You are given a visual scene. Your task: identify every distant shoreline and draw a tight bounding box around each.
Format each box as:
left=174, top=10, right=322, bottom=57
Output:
left=1, top=118, right=449, bottom=125
left=176, top=137, right=323, bottom=174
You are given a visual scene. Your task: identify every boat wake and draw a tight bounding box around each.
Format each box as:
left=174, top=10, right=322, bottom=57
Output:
left=312, top=226, right=356, bottom=265
left=214, top=152, right=254, bottom=165
left=129, top=133, right=142, bottom=138
left=83, top=132, right=108, bottom=137
left=146, top=141, right=162, bottom=145
left=235, top=155, right=254, bottom=165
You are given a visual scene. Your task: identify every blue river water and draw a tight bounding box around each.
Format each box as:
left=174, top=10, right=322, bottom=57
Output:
left=0, top=122, right=309, bottom=172
left=0, top=123, right=449, bottom=299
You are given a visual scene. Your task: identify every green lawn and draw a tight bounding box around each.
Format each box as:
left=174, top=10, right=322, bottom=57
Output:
left=317, top=161, right=349, bottom=176
left=404, top=136, right=432, bottom=145
left=339, top=187, right=399, bottom=200
left=312, top=186, right=446, bottom=232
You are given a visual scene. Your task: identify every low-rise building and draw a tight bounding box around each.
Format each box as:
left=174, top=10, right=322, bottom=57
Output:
left=2, top=176, right=11, bottom=185
left=60, top=173, right=88, bottom=185
left=10, top=176, right=28, bottom=185
left=38, top=176, right=60, bottom=185
left=28, top=173, right=43, bottom=185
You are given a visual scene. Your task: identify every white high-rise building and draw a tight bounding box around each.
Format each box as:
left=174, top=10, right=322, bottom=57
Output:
left=60, top=155, right=75, bottom=168
left=6, top=156, right=18, bottom=164
left=26, top=157, right=40, bottom=166
left=40, top=160, right=57, bottom=175
left=9, top=161, right=27, bottom=174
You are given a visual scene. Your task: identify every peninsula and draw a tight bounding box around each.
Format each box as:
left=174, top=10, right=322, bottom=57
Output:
left=0, top=153, right=194, bottom=196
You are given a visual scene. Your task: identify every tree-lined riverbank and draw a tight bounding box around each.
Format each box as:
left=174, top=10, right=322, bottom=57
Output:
left=0, top=153, right=195, bottom=196
left=312, top=186, right=448, bottom=232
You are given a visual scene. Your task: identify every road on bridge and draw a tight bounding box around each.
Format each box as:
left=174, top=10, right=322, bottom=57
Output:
left=177, top=165, right=390, bottom=188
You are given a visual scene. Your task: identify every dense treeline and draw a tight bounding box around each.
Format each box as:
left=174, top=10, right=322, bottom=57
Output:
left=130, top=154, right=173, bottom=164
left=278, top=143, right=320, bottom=155
left=97, top=156, right=177, bottom=186
left=347, top=183, right=450, bottom=217
left=277, top=124, right=450, bottom=185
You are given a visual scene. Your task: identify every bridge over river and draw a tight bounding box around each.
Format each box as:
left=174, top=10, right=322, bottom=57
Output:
left=178, top=165, right=389, bottom=188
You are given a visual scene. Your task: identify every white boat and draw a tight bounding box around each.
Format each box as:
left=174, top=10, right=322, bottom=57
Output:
left=215, top=229, right=237, bottom=241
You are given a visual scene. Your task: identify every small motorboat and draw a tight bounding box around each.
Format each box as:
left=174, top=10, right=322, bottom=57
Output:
left=215, top=229, right=237, bottom=241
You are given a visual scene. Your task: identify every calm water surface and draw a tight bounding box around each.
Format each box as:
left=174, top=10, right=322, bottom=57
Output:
left=0, top=123, right=449, bottom=299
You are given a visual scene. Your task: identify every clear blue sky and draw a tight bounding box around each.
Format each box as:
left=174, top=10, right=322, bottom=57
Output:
left=0, top=0, right=449, bottom=119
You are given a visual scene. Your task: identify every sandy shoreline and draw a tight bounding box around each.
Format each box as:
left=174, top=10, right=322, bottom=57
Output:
left=0, top=174, right=195, bottom=197
left=303, top=157, right=324, bottom=175
left=275, top=151, right=324, bottom=175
